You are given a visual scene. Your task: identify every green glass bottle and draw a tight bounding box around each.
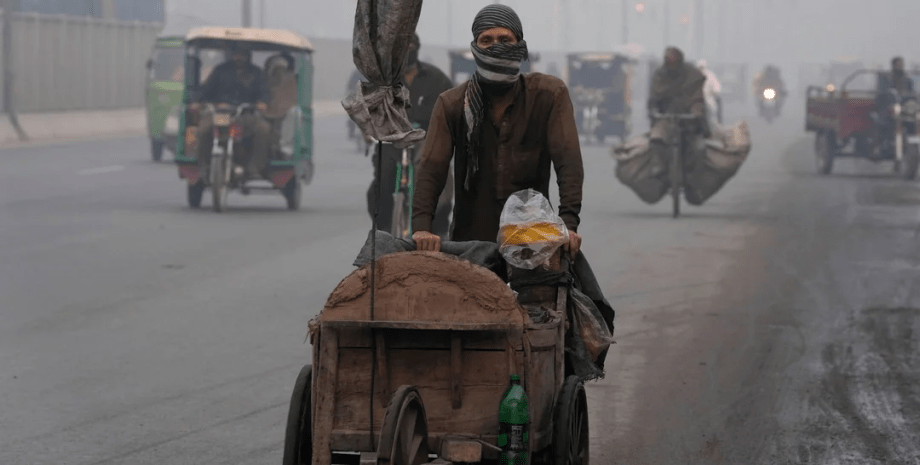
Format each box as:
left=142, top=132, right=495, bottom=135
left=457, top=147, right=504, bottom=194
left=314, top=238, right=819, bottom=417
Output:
left=498, top=374, right=529, bottom=465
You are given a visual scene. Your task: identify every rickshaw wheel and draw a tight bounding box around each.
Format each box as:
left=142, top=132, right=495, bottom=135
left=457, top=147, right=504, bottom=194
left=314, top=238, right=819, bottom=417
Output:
left=282, top=365, right=313, bottom=465
left=151, top=139, right=164, bottom=162
left=378, top=385, right=431, bottom=465
left=283, top=179, right=302, bottom=211
left=187, top=181, right=205, bottom=209
left=211, top=157, right=228, bottom=213
left=553, top=376, right=589, bottom=465
left=815, top=132, right=835, bottom=175
left=902, top=144, right=919, bottom=180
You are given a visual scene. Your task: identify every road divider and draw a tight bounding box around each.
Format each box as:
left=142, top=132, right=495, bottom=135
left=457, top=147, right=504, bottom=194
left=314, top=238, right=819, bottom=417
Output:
left=78, top=165, right=126, bottom=175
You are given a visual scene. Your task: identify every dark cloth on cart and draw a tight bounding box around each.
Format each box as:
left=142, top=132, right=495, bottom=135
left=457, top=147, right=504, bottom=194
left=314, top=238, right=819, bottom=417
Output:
left=354, top=230, right=615, bottom=381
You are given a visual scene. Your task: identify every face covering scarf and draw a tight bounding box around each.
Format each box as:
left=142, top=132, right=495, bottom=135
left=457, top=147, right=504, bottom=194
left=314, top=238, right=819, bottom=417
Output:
left=461, top=4, right=529, bottom=190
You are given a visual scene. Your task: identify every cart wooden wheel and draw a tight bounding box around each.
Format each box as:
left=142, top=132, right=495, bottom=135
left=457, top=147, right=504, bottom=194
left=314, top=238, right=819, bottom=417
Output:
left=377, top=385, right=431, bottom=465
left=553, top=376, right=590, bottom=465
left=815, top=131, right=835, bottom=175
left=282, top=365, right=312, bottom=465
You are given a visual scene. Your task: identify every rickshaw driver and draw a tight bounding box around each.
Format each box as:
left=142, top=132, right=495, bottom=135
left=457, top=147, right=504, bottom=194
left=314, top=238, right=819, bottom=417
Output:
left=196, top=43, right=273, bottom=179
left=874, top=57, right=916, bottom=150
left=410, top=4, right=585, bottom=257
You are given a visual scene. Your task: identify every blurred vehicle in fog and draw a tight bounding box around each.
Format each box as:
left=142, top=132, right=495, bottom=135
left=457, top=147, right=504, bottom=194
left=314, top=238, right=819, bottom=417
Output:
left=567, top=52, right=633, bottom=145
left=145, top=36, right=186, bottom=162
left=174, top=27, right=315, bottom=212
left=753, top=65, right=788, bottom=123
left=806, top=68, right=920, bottom=178
left=710, top=63, right=749, bottom=105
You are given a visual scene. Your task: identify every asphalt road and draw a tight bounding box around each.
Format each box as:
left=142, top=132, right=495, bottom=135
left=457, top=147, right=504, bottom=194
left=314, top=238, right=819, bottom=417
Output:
left=1, top=104, right=919, bottom=465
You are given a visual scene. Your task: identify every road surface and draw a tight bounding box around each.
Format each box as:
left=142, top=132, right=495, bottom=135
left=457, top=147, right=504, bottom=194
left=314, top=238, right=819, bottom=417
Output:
left=1, top=105, right=918, bottom=464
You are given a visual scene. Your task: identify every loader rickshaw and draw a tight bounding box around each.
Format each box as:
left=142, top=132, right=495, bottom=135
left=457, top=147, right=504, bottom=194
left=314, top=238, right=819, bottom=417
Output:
left=282, top=237, right=598, bottom=465
left=567, top=53, right=632, bottom=145
left=806, top=69, right=920, bottom=178
left=174, top=27, right=315, bottom=212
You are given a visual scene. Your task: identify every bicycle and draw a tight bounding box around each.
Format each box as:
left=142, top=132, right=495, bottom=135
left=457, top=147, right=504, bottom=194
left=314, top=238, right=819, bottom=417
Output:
left=650, top=111, right=702, bottom=219
left=390, top=143, right=419, bottom=240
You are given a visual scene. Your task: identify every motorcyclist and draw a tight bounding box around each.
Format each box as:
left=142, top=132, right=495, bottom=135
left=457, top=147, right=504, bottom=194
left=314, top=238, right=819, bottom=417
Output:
left=367, top=33, right=455, bottom=239
left=753, top=65, right=787, bottom=99
left=196, top=43, right=272, bottom=178
left=697, top=59, right=723, bottom=125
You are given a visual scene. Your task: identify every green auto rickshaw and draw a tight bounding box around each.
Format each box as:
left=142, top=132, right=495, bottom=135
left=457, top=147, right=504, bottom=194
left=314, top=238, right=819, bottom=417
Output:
left=145, top=35, right=186, bottom=161
left=174, top=27, right=315, bottom=212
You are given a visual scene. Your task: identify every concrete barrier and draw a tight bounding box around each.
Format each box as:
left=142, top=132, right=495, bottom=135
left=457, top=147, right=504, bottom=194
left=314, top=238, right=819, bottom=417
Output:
left=0, top=100, right=347, bottom=148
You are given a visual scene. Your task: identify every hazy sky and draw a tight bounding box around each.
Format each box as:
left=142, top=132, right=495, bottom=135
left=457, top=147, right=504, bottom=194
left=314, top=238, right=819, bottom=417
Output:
left=166, top=0, right=920, bottom=66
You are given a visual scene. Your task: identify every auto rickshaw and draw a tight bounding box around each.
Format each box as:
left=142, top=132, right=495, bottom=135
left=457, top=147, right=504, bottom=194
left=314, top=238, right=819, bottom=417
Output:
left=448, top=49, right=539, bottom=85
left=710, top=63, right=748, bottom=104
left=174, top=27, right=315, bottom=212
left=145, top=36, right=186, bottom=162
left=567, top=52, right=633, bottom=144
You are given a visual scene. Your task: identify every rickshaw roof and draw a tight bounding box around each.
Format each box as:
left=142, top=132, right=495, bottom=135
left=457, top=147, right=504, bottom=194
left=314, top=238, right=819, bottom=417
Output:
left=185, top=27, right=314, bottom=51
left=155, top=35, right=186, bottom=46
left=569, top=53, right=619, bottom=62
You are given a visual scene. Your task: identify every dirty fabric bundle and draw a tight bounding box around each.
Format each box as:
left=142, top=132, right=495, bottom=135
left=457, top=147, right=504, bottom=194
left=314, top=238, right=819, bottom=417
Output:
left=612, top=120, right=752, bottom=206
left=341, top=0, right=426, bottom=148
left=354, top=230, right=616, bottom=381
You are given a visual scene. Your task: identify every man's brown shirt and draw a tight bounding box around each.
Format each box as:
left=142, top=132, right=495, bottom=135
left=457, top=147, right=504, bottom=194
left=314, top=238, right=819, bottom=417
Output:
left=412, top=73, right=584, bottom=242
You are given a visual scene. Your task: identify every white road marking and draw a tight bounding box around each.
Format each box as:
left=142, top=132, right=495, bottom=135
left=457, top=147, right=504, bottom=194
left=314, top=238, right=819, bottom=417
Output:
left=78, top=165, right=125, bottom=175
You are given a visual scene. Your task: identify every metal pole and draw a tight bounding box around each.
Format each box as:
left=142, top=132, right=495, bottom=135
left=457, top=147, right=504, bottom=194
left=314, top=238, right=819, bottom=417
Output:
left=2, top=0, right=27, bottom=141
left=242, top=0, right=252, bottom=27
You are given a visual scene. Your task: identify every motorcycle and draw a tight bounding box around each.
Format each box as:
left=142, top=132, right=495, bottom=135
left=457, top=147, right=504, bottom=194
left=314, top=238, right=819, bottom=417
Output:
left=205, top=103, right=256, bottom=213
left=758, top=87, right=781, bottom=123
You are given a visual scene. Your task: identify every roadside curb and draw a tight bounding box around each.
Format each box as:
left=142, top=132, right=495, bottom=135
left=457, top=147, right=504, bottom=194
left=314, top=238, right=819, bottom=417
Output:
left=1, top=101, right=347, bottom=150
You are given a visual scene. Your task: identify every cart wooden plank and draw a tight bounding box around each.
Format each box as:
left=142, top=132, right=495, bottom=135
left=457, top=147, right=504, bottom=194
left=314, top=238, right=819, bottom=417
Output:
left=312, top=328, right=339, bottom=465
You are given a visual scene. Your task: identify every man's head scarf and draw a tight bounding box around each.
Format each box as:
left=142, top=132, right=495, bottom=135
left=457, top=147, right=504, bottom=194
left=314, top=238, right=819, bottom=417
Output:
left=462, top=4, right=529, bottom=190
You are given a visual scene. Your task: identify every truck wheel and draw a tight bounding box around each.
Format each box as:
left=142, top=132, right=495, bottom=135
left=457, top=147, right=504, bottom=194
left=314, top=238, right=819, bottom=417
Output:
left=903, top=143, right=920, bottom=180
left=815, top=132, right=835, bottom=175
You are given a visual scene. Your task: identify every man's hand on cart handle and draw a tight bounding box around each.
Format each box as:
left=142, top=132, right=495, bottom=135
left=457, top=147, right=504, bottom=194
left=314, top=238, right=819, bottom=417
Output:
left=564, top=231, right=582, bottom=257
left=412, top=230, right=441, bottom=252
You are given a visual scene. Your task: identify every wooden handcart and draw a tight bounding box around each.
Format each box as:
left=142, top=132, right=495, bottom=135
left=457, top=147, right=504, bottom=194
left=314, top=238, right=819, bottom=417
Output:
left=282, top=251, right=590, bottom=465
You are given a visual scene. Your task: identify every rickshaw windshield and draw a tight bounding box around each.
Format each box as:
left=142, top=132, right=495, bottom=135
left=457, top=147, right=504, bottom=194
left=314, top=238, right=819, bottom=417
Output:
left=151, top=47, right=186, bottom=82
left=570, top=60, right=617, bottom=88
left=192, top=47, right=279, bottom=86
